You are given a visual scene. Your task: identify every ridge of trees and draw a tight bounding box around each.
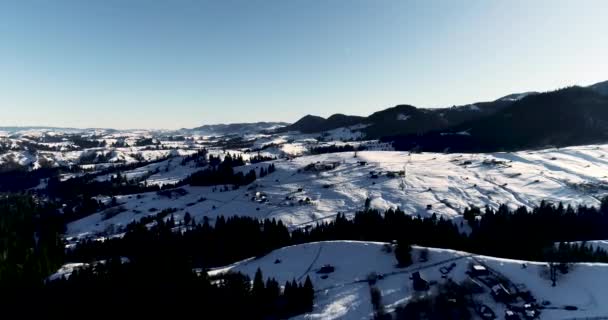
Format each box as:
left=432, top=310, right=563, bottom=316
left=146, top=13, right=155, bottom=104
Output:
left=6, top=192, right=608, bottom=315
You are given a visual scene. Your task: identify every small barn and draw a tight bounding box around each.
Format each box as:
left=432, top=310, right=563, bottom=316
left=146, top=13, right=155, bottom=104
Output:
left=470, top=264, right=490, bottom=277
left=317, top=264, right=335, bottom=274
left=505, top=310, right=521, bottom=320
left=314, top=161, right=340, bottom=171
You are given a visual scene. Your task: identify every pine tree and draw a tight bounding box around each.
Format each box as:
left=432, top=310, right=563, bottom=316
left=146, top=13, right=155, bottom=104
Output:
left=395, top=239, right=412, bottom=267
left=252, top=268, right=265, bottom=297
left=303, top=275, right=314, bottom=311
left=251, top=268, right=266, bottom=316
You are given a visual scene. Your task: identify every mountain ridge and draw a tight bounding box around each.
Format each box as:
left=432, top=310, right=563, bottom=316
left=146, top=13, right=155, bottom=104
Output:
left=277, top=81, right=608, bottom=150
left=388, top=86, right=608, bottom=152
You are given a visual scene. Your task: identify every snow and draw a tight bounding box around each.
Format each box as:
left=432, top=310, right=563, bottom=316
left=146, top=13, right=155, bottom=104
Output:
left=467, top=104, right=481, bottom=111
left=48, top=257, right=130, bottom=281
left=47, top=262, right=87, bottom=281
left=93, top=153, right=201, bottom=186
left=397, top=114, right=411, bottom=121
left=499, top=92, right=538, bottom=102
left=558, top=240, right=608, bottom=252
left=281, top=142, right=308, bottom=156
left=441, top=129, right=471, bottom=136
left=27, top=127, right=608, bottom=318
left=322, top=127, right=365, bottom=141
left=210, top=240, right=608, bottom=320
left=67, top=145, right=608, bottom=240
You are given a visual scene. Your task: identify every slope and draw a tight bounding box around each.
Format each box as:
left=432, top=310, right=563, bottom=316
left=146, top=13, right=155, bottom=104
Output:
left=390, top=86, right=608, bottom=152
left=67, top=145, right=608, bottom=240
left=211, top=240, right=608, bottom=320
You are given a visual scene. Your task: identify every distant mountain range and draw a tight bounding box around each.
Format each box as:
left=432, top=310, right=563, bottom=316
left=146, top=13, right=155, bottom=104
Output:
left=278, top=91, right=528, bottom=138
left=387, top=86, right=608, bottom=152
left=7, top=80, right=608, bottom=152
left=277, top=80, right=608, bottom=151
left=185, top=122, right=289, bottom=136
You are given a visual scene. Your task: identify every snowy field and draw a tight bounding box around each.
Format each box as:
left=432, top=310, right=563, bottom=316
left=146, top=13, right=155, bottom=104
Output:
left=210, top=240, right=608, bottom=320
left=68, top=145, right=608, bottom=239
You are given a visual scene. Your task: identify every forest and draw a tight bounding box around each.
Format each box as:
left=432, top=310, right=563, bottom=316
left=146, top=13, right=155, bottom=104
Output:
left=4, top=191, right=608, bottom=314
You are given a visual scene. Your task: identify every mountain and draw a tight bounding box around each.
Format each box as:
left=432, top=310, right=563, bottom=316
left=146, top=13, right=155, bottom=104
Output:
left=280, top=99, right=513, bottom=138
left=388, top=86, right=608, bottom=152
left=465, top=86, right=608, bottom=149
left=279, top=80, right=608, bottom=150
left=277, top=114, right=364, bottom=134
left=496, top=91, right=539, bottom=102
left=187, top=122, right=289, bottom=136
left=589, top=80, right=608, bottom=96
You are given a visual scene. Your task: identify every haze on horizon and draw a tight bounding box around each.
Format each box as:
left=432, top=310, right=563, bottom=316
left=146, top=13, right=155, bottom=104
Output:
left=1, top=0, right=607, bottom=130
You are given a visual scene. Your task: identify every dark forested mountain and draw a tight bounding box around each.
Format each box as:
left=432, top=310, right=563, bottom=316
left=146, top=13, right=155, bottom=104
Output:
left=589, top=80, right=608, bottom=96
left=388, top=86, right=608, bottom=152
left=280, top=99, right=513, bottom=138
left=278, top=114, right=365, bottom=134
left=361, top=102, right=512, bottom=138
left=495, top=91, right=539, bottom=102
left=279, top=80, right=608, bottom=148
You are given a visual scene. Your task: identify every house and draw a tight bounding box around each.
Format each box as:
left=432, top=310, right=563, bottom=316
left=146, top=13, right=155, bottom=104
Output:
left=470, top=264, right=489, bottom=277
left=254, top=191, right=267, bottom=203
left=313, top=161, right=340, bottom=171
left=523, top=304, right=538, bottom=319
left=505, top=310, right=521, bottom=320
left=411, top=271, right=429, bottom=291
left=317, top=264, right=335, bottom=274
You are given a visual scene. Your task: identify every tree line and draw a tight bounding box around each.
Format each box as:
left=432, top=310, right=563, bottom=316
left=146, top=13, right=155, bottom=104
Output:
left=6, top=192, right=608, bottom=315
left=309, top=144, right=363, bottom=155
left=45, top=152, right=275, bottom=223
left=67, top=199, right=608, bottom=275
left=38, top=262, right=313, bottom=319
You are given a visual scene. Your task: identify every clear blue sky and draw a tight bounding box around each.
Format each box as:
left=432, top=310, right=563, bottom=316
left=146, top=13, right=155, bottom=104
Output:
left=1, top=0, right=607, bottom=129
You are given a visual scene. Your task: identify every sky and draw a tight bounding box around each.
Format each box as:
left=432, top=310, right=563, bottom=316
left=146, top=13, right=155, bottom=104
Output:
left=1, top=0, right=607, bottom=129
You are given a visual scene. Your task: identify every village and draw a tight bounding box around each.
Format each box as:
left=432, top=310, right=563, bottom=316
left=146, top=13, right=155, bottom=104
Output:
left=209, top=241, right=603, bottom=320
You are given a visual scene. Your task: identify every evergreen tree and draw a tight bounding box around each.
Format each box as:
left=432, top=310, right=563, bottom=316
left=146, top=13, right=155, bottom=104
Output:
left=395, top=239, right=413, bottom=267
left=303, top=275, right=314, bottom=311
left=252, top=268, right=265, bottom=297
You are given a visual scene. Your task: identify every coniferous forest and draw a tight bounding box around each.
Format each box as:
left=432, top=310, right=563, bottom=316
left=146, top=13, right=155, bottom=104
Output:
left=4, top=190, right=608, bottom=315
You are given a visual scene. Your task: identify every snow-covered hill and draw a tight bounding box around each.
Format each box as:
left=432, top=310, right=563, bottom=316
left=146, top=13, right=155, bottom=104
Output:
left=67, top=144, right=608, bottom=239
left=210, top=240, right=608, bottom=320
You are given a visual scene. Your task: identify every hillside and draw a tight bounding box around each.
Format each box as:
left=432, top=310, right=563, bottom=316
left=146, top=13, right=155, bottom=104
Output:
left=281, top=81, right=608, bottom=150
left=188, top=122, right=289, bottom=135
left=210, top=241, right=608, bottom=320
left=280, top=99, right=514, bottom=139
left=589, top=80, right=608, bottom=96
left=278, top=114, right=365, bottom=134
left=390, top=86, right=608, bottom=152
left=67, top=145, right=608, bottom=240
